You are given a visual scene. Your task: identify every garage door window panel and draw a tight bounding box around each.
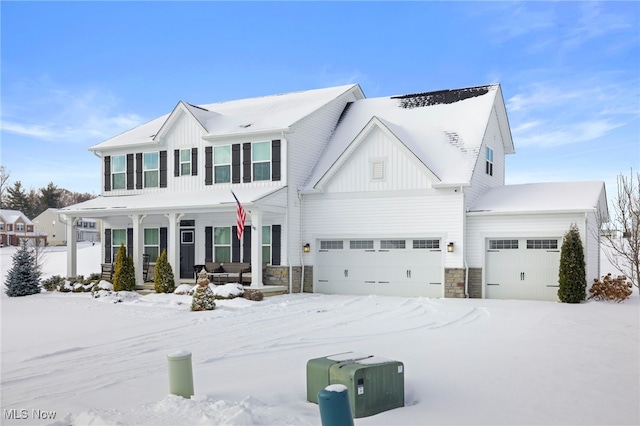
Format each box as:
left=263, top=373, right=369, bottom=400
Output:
left=527, top=239, right=558, bottom=250
left=489, top=239, right=519, bottom=250
left=413, top=240, right=440, bottom=249
left=320, top=240, right=343, bottom=250
left=381, top=240, right=406, bottom=249
left=350, top=240, right=374, bottom=250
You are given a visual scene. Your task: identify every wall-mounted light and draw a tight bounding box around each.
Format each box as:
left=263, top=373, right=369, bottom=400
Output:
left=447, top=242, right=454, bottom=253
left=303, top=243, right=311, bottom=253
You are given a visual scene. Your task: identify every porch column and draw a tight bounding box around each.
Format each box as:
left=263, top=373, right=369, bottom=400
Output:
left=166, top=213, right=181, bottom=288
left=65, top=216, right=78, bottom=278
left=130, top=214, right=144, bottom=285
left=250, top=209, right=263, bottom=288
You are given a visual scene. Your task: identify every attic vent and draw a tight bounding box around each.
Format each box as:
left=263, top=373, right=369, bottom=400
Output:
left=371, top=159, right=385, bottom=180
left=186, top=103, right=209, bottom=111
left=392, top=85, right=491, bottom=108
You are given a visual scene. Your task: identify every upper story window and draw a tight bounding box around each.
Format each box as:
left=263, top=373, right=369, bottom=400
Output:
left=252, top=141, right=271, bottom=181
left=180, top=149, right=191, bottom=176
left=0, top=222, right=4, bottom=230
left=112, top=155, right=126, bottom=190
left=485, top=147, right=494, bottom=176
left=16, top=223, right=25, bottom=232
left=214, top=145, right=231, bottom=183
left=144, top=152, right=159, bottom=188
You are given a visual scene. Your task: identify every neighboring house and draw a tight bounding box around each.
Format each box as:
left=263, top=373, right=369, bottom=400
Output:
left=0, top=209, right=47, bottom=247
left=33, top=208, right=101, bottom=246
left=60, top=83, right=608, bottom=301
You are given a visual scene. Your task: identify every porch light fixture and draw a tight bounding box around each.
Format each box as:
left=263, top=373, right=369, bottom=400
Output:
left=303, top=243, right=311, bottom=253
left=447, top=242, right=454, bottom=253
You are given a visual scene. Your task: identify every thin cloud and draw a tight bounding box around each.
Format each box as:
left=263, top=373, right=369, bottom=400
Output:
left=1, top=82, right=146, bottom=144
left=514, top=119, right=624, bottom=148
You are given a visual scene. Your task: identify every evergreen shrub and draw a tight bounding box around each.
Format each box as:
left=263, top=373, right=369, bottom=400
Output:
left=154, top=249, right=176, bottom=293
left=558, top=224, right=587, bottom=303
left=112, top=243, right=136, bottom=291
left=4, top=239, right=41, bottom=297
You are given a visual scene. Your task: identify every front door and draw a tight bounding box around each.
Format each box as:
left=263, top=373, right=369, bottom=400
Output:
left=180, top=229, right=195, bottom=279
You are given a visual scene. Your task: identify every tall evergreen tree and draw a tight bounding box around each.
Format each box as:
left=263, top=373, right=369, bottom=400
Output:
left=154, top=249, right=176, bottom=293
left=112, top=243, right=136, bottom=291
left=37, top=182, right=62, bottom=216
left=4, top=239, right=41, bottom=297
left=5, top=181, right=30, bottom=214
left=558, top=224, right=587, bottom=303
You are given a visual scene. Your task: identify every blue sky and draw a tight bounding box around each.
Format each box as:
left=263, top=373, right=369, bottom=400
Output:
left=1, top=1, right=638, bottom=198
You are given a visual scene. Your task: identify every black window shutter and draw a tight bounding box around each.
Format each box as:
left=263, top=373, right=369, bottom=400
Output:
left=174, top=149, right=180, bottom=177
left=232, top=144, right=241, bottom=183
left=160, top=227, right=168, bottom=254
left=205, top=146, right=213, bottom=185
left=191, top=147, right=198, bottom=176
left=205, top=226, right=213, bottom=262
left=127, top=228, right=133, bottom=256
left=242, top=227, right=251, bottom=263
left=242, top=143, right=251, bottom=182
left=272, top=140, right=281, bottom=181
left=126, top=154, right=134, bottom=190
left=136, top=153, right=143, bottom=189
left=272, top=225, right=281, bottom=265
left=159, top=151, right=167, bottom=188
left=104, top=156, right=111, bottom=192
left=232, top=226, right=240, bottom=262
left=104, top=228, right=112, bottom=262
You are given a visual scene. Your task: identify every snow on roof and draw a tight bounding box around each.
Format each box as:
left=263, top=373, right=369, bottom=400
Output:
left=305, top=85, right=499, bottom=188
left=0, top=209, right=33, bottom=225
left=90, top=84, right=361, bottom=151
left=469, top=181, right=607, bottom=214
left=59, top=187, right=285, bottom=216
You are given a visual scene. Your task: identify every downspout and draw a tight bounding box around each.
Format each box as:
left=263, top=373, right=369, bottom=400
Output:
left=463, top=186, right=469, bottom=298
left=299, top=189, right=305, bottom=293
left=284, top=132, right=293, bottom=294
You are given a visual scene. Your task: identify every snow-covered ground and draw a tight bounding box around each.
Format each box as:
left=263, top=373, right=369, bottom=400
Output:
left=1, top=243, right=638, bottom=425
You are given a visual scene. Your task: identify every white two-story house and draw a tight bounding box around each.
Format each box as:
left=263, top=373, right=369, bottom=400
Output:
left=61, top=83, right=607, bottom=301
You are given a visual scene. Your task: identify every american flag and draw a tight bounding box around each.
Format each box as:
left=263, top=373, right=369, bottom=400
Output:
left=231, top=191, right=246, bottom=240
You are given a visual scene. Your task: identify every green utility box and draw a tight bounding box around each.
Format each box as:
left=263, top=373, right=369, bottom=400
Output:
left=306, top=352, right=404, bottom=418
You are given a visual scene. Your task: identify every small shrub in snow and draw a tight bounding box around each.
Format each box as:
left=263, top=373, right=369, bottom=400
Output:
left=191, top=286, right=216, bottom=311
left=558, top=224, right=587, bottom=303
left=86, top=273, right=101, bottom=284
left=113, top=243, right=136, bottom=292
left=4, top=239, right=41, bottom=297
left=174, top=284, right=193, bottom=295
left=154, top=249, right=176, bottom=293
left=213, top=283, right=244, bottom=299
left=242, top=288, right=264, bottom=301
left=42, top=275, right=65, bottom=292
left=589, top=274, right=632, bottom=302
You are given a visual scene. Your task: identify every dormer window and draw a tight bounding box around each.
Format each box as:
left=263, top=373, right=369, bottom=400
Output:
left=485, top=147, right=494, bottom=176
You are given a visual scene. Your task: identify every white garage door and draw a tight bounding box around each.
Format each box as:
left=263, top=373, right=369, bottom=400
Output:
left=485, top=238, right=561, bottom=301
left=315, top=238, right=443, bottom=297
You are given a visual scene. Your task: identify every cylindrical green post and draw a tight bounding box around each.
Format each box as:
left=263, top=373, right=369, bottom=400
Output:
left=167, top=351, right=194, bottom=398
left=318, top=384, right=354, bottom=426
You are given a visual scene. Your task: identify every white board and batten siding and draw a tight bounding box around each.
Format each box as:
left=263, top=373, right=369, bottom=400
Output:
left=286, top=88, right=363, bottom=266
left=467, top=213, right=598, bottom=301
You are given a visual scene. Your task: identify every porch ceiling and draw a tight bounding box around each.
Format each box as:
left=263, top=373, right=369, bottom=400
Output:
left=59, top=187, right=286, bottom=218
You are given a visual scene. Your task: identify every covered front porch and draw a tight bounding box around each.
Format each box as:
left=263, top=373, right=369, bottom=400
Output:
left=59, top=187, right=287, bottom=290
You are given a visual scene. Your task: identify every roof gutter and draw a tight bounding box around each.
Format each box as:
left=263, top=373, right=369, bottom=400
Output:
left=202, top=127, right=290, bottom=142
left=467, top=208, right=599, bottom=217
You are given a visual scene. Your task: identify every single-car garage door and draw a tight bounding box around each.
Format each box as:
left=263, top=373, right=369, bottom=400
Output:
left=315, top=238, right=443, bottom=297
left=485, top=238, right=561, bottom=301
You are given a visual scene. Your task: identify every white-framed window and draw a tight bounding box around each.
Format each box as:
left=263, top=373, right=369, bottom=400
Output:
left=214, top=145, right=231, bottom=183
left=16, top=223, right=24, bottom=232
left=214, top=226, right=231, bottom=262
left=112, top=155, right=126, bottom=190
left=0, top=222, right=4, bottom=230
left=485, top=147, right=494, bottom=176
left=381, top=240, right=406, bottom=249
left=320, top=240, right=343, bottom=250
left=252, top=141, right=271, bottom=181
left=262, top=226, right=271, bottom=264
left=144, top=152, right=159, bottom=188
left=112, top=229, right=127, bottom=257
left=489, top=239, right=518, bottom=250
left=413, top=240, right=440, bottom=249
left=144, top=228, right=160, bottom=262
left=350, top=240, right=374, bottom=249
left=180, top=149, right=191, bottom=176
left=527, top=239, right=558, bottom=250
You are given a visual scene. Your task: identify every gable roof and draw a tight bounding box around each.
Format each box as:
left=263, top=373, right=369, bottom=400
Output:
left=89, top=84, right=364, bottom=151
left=468, top=181, right=608, bottom=218
left=0, top=209, right=33, bottom=225
left=304, top=84, right=511, bottom=189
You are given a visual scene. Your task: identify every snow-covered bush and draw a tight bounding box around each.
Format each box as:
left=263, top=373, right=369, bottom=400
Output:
left=191, top=269, right=216, bottom=311
left=243, top=288, right=264, bottom=301
left=212, top=283, right=244, bottom=299
left=558, top=224, right=587, bottom=303
left=154, top=249, right=176, bottom=293
left=42, top=275, right=65, bottom=291
left=589, top=274, right=632, bottom=302
left=4, top=239, right=41, bottom=297
left=113, top=243, right=136, bottom=292
left=174, top=284, right=193, bottom=295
